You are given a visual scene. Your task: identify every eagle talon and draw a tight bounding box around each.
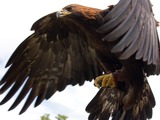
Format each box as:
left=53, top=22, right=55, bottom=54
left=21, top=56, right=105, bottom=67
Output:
left=94, top=73, right=116, bottom=88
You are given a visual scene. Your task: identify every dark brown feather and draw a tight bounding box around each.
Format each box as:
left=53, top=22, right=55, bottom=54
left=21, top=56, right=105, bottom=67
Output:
left=0, top=6, right=104, bottom=114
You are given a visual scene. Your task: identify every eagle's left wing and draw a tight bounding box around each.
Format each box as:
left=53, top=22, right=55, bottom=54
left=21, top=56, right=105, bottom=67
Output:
left=0, top=10, right=103, bottom=114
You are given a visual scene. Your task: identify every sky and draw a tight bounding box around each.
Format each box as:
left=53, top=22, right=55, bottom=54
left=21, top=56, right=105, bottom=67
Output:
left=0, top=0, right=160, bottom=120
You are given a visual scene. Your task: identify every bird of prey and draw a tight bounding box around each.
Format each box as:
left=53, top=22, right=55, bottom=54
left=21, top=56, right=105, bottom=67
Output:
left=0, top=0, right=159, bottom=120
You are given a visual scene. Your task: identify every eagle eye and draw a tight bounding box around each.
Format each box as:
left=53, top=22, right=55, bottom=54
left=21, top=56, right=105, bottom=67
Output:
left=65, top=6, right=73, bottom=12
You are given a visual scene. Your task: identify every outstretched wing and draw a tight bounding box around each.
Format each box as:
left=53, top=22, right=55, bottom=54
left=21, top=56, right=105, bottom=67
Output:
left=86, top=79, right=155, bottom=120
left=98, top=0, right=160, bottom=74
left=0, top=12, right=102, bottom=114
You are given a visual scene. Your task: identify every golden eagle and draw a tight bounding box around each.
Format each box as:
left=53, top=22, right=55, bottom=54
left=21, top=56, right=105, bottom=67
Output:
left=0, top=0, right=159, bottom=120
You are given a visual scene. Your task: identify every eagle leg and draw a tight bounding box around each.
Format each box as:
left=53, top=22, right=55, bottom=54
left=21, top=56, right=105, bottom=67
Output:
left=94, top=73, right=116, bottom=88
left=94, top=67, right=126, bottom=88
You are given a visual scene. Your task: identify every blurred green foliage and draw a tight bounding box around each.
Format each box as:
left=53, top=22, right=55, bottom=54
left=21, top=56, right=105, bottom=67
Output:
left=41, top=114, right=51, bottom=120
left=55, top=114, right=68, bottom=120
left=41, top=114, right=68, bottom=120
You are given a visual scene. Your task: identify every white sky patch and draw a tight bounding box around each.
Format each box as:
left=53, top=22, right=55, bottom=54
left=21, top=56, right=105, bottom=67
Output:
left=0, top=0, right=160, bottom=120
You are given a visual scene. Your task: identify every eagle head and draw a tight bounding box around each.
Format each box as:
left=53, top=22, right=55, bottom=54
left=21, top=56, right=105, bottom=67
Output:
left=56, top=4, right=103, bottom=24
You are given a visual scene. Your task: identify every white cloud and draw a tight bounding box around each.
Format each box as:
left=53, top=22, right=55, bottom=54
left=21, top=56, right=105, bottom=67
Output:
left=0, top=0, right=160, bottom=120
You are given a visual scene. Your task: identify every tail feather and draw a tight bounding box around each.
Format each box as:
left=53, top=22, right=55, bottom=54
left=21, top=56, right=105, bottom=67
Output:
left=86, top=79, right=155, bottom=120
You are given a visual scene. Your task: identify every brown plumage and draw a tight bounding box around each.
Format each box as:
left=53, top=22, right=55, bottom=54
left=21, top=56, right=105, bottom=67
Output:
left=0, top=0, right=159, bottom=120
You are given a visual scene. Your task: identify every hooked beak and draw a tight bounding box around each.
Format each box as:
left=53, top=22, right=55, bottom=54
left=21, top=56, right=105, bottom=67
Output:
left=56, top=9, right=72, bottom=18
